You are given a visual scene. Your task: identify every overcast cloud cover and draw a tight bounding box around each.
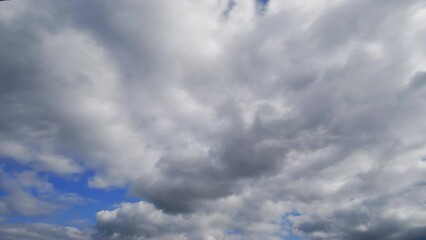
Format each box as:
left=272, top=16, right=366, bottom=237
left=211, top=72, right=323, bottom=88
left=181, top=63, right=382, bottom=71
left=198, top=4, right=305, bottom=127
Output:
left=1, top=0, right=426, bottom=239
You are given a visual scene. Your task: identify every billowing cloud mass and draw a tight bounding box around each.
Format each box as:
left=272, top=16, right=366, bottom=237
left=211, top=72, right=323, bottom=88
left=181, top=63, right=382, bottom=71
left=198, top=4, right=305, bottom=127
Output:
left=1, top=0, right=426, bottom=239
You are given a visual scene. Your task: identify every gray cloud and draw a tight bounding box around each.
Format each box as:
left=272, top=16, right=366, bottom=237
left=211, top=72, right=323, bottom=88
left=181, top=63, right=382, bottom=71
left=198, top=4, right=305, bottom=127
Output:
left=0, top=223, right=91, bottom=240
left=0, top=167, right=89, bottom=217
left=0, top=168, right=56, bottom=216
left=95, top=200, right=289, bottom=240
left=1, top=0, right=426, bottom=239
left=95, top=201, right=227, bottom=240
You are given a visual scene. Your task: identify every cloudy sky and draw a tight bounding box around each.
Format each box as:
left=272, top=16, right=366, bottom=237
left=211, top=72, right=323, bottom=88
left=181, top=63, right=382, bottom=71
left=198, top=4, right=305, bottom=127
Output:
left=1, top=0, right=426, bottom=239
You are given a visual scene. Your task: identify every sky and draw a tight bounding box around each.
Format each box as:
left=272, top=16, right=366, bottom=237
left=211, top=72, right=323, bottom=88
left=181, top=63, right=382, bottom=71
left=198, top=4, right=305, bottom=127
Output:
left=1, top=0, right=426, bottom=239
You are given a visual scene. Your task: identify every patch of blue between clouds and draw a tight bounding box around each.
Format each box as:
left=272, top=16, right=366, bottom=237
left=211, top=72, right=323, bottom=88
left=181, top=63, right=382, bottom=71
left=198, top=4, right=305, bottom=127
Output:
left=225, top=228, right=243, bottom=236
left=256, top=0, right=270, bottom=14
left=222, top=0, right=270, bottom=17
left=46, top=171, right=138, bottom=227
left=282, top=211, right=302, bottom=240
left=257, top=0, right=270, bottom=5
left=0, top=158, right=137, bottom=228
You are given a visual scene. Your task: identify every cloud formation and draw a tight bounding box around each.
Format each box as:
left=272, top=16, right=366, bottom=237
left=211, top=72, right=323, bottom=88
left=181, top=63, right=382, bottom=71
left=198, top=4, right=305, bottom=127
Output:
left=1, top=0, right=426, bottom=239
left=0, top=223, right=90, bottom=240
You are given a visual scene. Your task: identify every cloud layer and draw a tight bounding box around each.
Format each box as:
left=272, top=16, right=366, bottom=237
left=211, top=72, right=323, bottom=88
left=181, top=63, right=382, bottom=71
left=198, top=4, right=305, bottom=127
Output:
left=1, top=0, right=426, bottom=239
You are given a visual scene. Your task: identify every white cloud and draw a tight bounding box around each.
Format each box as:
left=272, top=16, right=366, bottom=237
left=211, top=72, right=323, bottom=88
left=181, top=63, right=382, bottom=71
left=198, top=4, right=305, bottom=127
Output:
left=1, top=0, right=426, bottom=239
left=0, top=168, right=90, bottom=217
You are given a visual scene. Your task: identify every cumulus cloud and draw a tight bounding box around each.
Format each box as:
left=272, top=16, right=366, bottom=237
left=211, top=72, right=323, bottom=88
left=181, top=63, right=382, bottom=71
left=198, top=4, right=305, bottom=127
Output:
left=95, top=201, right=228, bottom=240
left=1, top=0, right=426, bottom=239
left=95, top=199, right=292, bottom=240
left=0, top=223, right=91, bottom=240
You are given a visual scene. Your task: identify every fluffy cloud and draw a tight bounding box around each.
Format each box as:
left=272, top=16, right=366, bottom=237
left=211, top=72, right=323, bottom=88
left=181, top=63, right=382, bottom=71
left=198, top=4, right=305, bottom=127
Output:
left=1, top=0, right=426, bottom=239
left=95, top=201, right=228, bottom=240
left=95, top=199, right=292, bottom=240
left=0, top=223, right=91, bottom=240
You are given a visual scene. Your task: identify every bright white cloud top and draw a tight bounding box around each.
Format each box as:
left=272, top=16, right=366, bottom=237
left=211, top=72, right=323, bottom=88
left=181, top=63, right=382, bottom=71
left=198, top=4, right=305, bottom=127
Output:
left=1, top=0, right=426, bottom=239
